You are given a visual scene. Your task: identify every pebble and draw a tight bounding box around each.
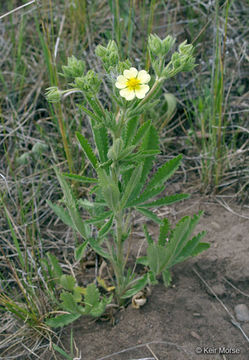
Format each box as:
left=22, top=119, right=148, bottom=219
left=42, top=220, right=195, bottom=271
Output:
left=207, top=283, right=226, bottom=297
left=190, top=331, right=201, bottom=340
left=193, top=312, right=201, bottom=317
left=234, top=304, right=249, bottom=322
left=211, top=221, right=221, bottom=231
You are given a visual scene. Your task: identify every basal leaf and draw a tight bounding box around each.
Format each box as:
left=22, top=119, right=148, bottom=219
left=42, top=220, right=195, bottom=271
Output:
left=60, top=275, right=76, bottom=291
left=158, top=218, right=171, bottom=246
left=121, top=274, right=148, bottom=299
left=46, top=313, right=81, bottom=328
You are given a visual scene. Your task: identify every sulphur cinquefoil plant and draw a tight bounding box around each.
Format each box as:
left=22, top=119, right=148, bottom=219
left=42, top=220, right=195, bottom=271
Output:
left=45, top=34, right=209, bottom=325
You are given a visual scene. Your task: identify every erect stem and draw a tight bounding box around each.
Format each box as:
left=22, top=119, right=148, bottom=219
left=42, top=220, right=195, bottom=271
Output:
left=137, top=79, right=162, bottom=109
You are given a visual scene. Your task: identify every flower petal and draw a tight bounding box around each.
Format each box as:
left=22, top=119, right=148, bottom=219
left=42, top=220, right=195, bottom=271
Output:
left=115, top=75, right=127, bottom=89
left=120, top=88, right=136, bottom=101
left=137, top=70, right=151, bottom=83
left=123, top=67, right=138, bottom=79
left=135, top=84, right=150, bottom=99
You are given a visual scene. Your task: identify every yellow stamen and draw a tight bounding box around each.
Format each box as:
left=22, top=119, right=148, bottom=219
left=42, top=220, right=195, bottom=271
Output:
left=126, top=77, right=141, bottom=91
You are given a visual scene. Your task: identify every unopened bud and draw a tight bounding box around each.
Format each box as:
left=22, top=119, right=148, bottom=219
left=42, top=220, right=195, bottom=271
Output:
left=62, top=56, right=85, bottom=78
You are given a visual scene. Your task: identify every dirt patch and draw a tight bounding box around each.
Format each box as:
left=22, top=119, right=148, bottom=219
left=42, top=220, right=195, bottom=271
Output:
left=59, top=197, right=249, bottom=360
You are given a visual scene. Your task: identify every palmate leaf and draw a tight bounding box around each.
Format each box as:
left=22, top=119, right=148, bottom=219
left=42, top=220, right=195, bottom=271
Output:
left=145, top=154, right=182, bottom=192
left=78, top=103, right=102, bottom=124
left=147, top=244, right=168, bottom=275
left=76, top=131, right=98, bottom=169
left=138, top=193, right=189, bottom=208
left=140, top=124, right=159, bottom=181
left=60, top=275, right=76, bottom=291
left=75, top=241, right=88, bottom=261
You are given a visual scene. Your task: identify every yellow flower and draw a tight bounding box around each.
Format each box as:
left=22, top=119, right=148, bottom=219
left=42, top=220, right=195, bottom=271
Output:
left=115, top=67, right=150, bottom=101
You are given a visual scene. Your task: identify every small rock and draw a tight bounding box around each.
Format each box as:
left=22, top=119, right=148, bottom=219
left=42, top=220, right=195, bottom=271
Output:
left=211, top=221, right=221, bottom=231
left=234, top=304, right=249, bottom=322
left=190, top=331, right=201, bottom=340
left=193, top=312, right=201, bottom=317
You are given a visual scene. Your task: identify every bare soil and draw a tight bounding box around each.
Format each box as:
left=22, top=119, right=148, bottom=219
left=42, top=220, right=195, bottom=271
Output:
left=60, top=196, right=249, bottom=360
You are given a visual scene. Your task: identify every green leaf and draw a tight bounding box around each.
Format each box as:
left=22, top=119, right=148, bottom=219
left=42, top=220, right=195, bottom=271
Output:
left=92, top=124, right=109, bottom=163
left=46, top=313, right=81, bottom=328
left=147, top=244, right=168, bottom=275
left=85, top=211, right=112, bottom=224
left=84, top=283, right=100, bottom=312
left=75, top=241, right=88, bottom=261
left=162, top=269, right=172, bottom=287
left=98, top=215, right=114, bottom=238
left=143, top=224, right=153, bottom=244
left=138, top=193, right=189, bottom=208
left=158, top=218, right=170, bottom=246
left=47, top=253, right=62, bottom=279
left=124, top=116, right=139, bottom=146
left=47, top=200, right=76, bottom=230
left=55, top=169, right=88, bottom=240
left=126, top=185, right=165, bottom=207
left=145, top=154, right=183, bottom=192
left=136, top=207, right=162, bottom=224
left=78, top=103, right=102, bottom=123
left=60, top=275, right=76, bottom=291
left=76, top=131, right=98, bottom=169
left=132, top=120, right=151, bottom=146
left=88, top=238, right=111, bottom=259
left=62, top=173, right=97, bottom=183
left=191, top=242, right=210, bottom=256
left=136, top=256, right=149, bottom=266
left=172, top=231, right=208, bottom=266
left=60, top=291, right=83, bottom=314
left=120, top=164, right=142, bottom=208
left=121, top=274, right=148, bottom=299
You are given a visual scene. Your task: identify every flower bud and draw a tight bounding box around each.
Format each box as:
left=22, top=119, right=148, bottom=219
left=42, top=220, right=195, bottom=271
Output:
left=75, top=70, right=101, bottom=95
left=162, top=35, right=175, bottom=55
left=178, top=40, right=194, bottom=56
left=95, top=45, right=108, bottom=58
left=45, top=86, right=62, bottom=103
left=148, top=34, right=163, bottom=56
left=62, top=56, right=85, bottom=78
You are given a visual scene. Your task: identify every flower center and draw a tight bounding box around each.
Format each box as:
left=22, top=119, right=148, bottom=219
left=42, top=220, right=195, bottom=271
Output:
left=126, top=77, right=141, bottom=91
